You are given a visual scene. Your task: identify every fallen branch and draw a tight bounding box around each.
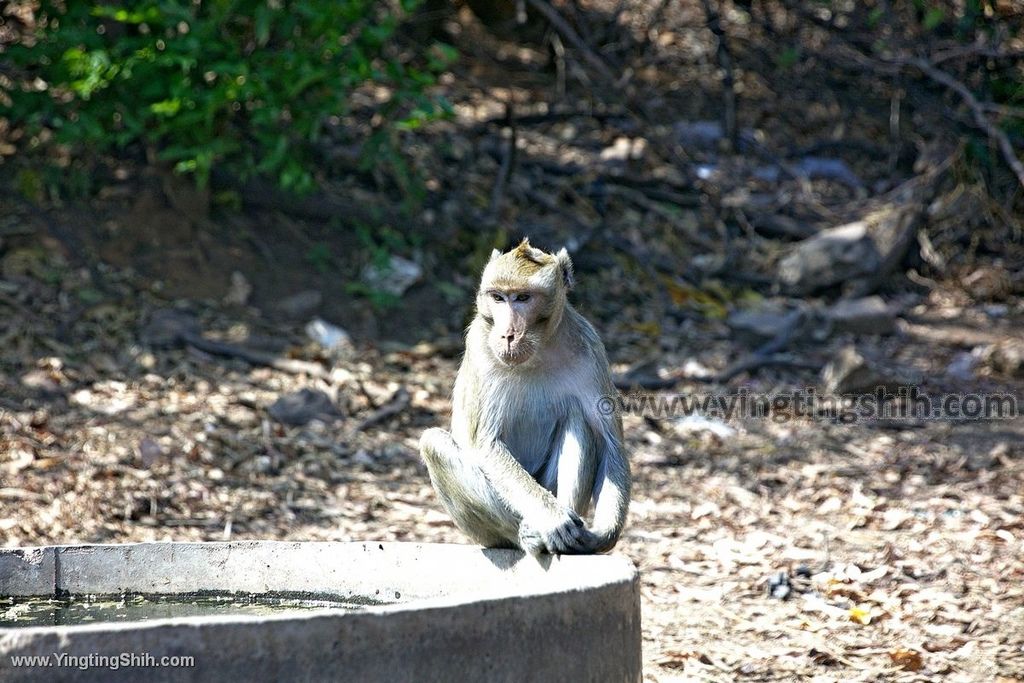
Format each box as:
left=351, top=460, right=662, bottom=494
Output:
left=931, top=44, right=1024, bottom=65
left=141, top=309, right=329, bottom=378
left=711, top=309, right=815, bottom=383
left=815, top=42, right=1024, bottom=191
left=523, top=0, right=616, bottom=83
left=185, top=338, right=330, bottom=378
left=354, top=387, right=411, bottom=432
left=487, top=103, right=517, bottom=221
left=712, top=354, right=821, bottom=384
left=699, top=0, right=738, bottom=149
left=899, top=57, right=1024, bottom=190
left=846, top=146, right=956, bottom=298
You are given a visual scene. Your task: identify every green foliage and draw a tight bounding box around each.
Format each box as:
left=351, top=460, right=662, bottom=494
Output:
left=775, top=46, right=801, bottom=70
left=922, top=7, right=945, bottom=31
left=343, top=281, right=401, bottom=310
left=6, top=1, right=456, bottom=193
left=305, top=243, right=334, bottom=273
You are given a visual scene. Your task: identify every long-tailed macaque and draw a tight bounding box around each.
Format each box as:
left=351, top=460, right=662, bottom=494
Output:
left=420, top=239, right=630, bottom=554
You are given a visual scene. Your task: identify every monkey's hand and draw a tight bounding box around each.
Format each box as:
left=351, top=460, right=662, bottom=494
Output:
left=519, top=507, right=599, bottom=556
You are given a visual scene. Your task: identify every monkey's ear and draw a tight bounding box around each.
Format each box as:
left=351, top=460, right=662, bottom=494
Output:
left=489, top=248, right=502, bottom=262
left=555, top=247, right=575, bottom=290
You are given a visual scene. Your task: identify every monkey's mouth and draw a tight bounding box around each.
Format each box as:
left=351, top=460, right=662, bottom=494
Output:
left=495, top=344, right=533, bottom=366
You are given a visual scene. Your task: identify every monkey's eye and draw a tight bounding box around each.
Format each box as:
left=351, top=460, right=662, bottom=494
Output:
left=514, top=293, right=531, bottom=302
left=491, top=293, right=503, bottom=303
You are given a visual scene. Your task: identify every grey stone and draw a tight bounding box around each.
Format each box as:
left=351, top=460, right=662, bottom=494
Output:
left=0, top=547, right=54, bottom=597
left=821, top=346, right=888, bottom=394
left=821, top=346, right=923, bottom=396
left=778, top=221, right=881, bottom=294
left=276, top=290, right=323, bottom=318
left=268, top=389, right=342, bottom=426
left=946, top=351, right=979, bottom=380
left=727, top=304, right=800, bottom=346
left=140, top=309, right=202, bottom=348
left=824, top=296, right=896, bottom=335
left=983, top=339, right=1024, bottom=377
left=0, top=542, right=641, bottom=682
left=361, top=256, right=422, bottom=297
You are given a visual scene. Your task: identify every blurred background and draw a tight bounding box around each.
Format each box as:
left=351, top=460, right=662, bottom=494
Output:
left=1, top=1, right=1023, bottom=679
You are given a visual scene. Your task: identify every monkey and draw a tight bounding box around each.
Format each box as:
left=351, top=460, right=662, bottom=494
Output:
left=420, top=239, right=630, bottom=555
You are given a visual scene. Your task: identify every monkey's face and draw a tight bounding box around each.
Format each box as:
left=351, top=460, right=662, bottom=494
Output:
left=480, top=289, right=550, bottom=366
left=476, top=238, right=575, bottom=367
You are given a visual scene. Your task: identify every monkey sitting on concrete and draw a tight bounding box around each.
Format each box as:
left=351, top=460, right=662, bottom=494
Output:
left=420, top=239, right=630, bottom=555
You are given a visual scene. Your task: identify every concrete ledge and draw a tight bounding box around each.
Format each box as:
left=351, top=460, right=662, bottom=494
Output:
left=0, top=542, right=641, bottom=682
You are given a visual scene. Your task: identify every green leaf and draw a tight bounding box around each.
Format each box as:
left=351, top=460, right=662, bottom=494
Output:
left=150, top=98, right=181, bottom=116
left=776, top=47, right=800, bottom=70
left=923, top=7, right=945, bottom=30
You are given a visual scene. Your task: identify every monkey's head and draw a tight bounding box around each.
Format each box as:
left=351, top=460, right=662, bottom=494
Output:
left=476, top=238, right=575, bottom=367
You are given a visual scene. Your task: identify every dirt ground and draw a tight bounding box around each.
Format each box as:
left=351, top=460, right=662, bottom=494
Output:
left=2, top=0, right=1024, bottom=680
left=0, top=259, right=1022, bottom=681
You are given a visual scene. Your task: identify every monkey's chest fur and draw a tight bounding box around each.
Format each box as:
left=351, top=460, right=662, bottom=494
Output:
left=495, top=393, right=566, bottom=476
left=467, top=371, right=601, bottom=478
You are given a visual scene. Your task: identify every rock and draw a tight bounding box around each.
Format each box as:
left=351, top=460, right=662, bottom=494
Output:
left=275, top=290, right=322, bottom=318
left=139, top=309, right=201, bottom=347
left=268, top=389, right=343, bottom=426
left=672, top=120, right=758, bottom=152
left=791, top=157, right=863, bottom=190
left=20, top=369, right=63, bottom=395
left=819, top=348, right=917, bottom=395
left=824, top=296, right=896, bottom=335
left=675, top=415, right=736, bottom=439
left=778, top=221, right=881, bottom=294
left=137, top=438, right=165, bottom=468
left=223, top=271, right=252, bottom=306
left=599, top=137, right=647, bottom=163
left=305, top=318, right=353, bottom=354
left=361, top=255, right=422, bottom=297
left=961, top=265, right=1012, bottom=301
left=766, top=571, right=792, bottom=600
left=727, top=303, right=801, bottom=345
left=982, top=339, right=1024, bottom=377
left=946, top=351, right=979, bottom=380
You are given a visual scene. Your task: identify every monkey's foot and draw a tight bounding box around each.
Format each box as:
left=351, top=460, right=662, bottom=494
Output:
left=519, top=509, right=598, bottom=555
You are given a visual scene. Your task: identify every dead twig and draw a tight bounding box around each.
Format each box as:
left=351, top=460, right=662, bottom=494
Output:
left=523, top=0, right=616, bottom=83
left=141, top=309, right=329, bottom=378
left=699, top=0, right=738, bottom=150
left=931, top=44, right=1024, bottom=65
left=602, top=184, right=715, bottom=250
left=846, top=148, right=956, bottom=298
left=487, top=103, right=517, bottom=222
left=815, top=41, right=1023, bottom=190
left=354, top=387, right=411, bottom=432
left=897, top=57, right=1024, bottom=190
left=520, top=187, right=598, bottom=247
left=711, top=309, right=817, bottom=383
left=184, top=338, right=329, bottom=378
left=712, top=354, right=821, bottom=384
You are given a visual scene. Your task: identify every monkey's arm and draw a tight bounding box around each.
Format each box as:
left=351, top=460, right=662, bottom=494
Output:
left=473, top=436, right=595, bottom=554
left=581, top=395, right=631, bottom=553
left=587, top=435, right=631, bottom=552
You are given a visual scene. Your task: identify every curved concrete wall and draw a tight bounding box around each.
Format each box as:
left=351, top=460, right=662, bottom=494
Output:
left=0, top=542, right=641, bottom=682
